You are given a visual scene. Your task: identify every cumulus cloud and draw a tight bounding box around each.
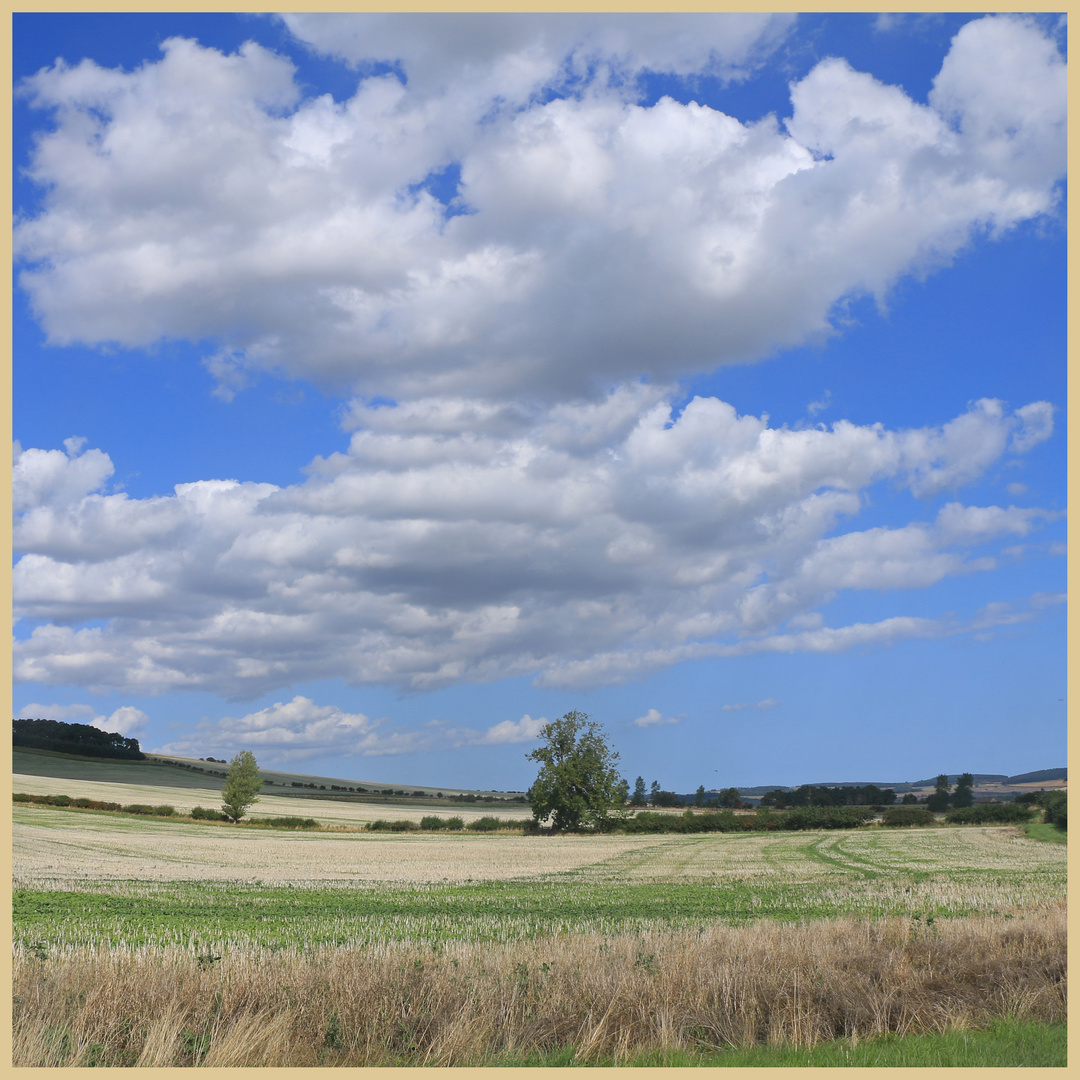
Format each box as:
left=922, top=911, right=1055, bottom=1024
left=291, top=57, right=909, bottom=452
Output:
left=630, top=708, right=680, bottom=728
left=9, top=16, right=1065, bottom=706
left=280, top=13, right=795, bottom=96
left=12, top=391, right=1058, bottom=698
left=13, top=15, right=1065, bottom=404
left=157, top=695, right=410, bottom=762
left=16, top=701, right=149, bottom=735
left=465, top=714, right=548, bottom=746
left=154, top=698, right=547, bottom=763
left=93, top=705, right=150, bottom=736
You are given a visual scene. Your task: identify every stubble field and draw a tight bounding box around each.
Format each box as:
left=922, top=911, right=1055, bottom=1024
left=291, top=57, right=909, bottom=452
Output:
left=11, top=759, right=1068, bottom=1067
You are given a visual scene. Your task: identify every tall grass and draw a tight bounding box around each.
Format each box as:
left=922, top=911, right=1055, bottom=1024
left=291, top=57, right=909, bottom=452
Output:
left=13, top=903, right=1065, bottom=1067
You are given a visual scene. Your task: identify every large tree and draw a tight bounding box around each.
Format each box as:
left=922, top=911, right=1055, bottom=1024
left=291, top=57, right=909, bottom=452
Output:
left=221, top=750, right=264, bottom=822
left=526, top=712, right=625, bottom=832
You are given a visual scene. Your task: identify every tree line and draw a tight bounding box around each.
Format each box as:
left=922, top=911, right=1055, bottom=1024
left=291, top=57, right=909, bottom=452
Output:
left=13, top=717, right=144, bottom=761
left=524, top=712, right=1039, bottom=833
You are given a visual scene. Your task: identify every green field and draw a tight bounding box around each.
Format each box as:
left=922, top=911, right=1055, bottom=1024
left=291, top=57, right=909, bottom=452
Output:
left=13, top=748, right=228, bottom=790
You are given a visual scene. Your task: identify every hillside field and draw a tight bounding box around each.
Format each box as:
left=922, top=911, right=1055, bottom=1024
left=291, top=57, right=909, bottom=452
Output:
left=13, top=748, right=533, bottom=828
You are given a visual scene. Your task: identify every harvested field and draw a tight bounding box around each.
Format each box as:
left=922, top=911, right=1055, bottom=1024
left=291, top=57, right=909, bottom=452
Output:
left=14, top=804, right=1066, bottom=952
left=14, top=804, right=636, bottom=885
left=13, top=802, right=1065, bottom=891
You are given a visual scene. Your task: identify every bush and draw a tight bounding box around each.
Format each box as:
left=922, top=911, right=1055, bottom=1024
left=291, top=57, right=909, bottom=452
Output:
left=366, top=819, right=419, bottom=832
left=122, top=804, right=155, bottom=815
left=882, top=806, right=937, bottom=827
left=466, top=816, right=506, bottom=831
left=1036, top=791, right=1067, bottom=830
left=73, top=797, right=91, bottom=808
left=780, top=806, right=875, bottom=830
left=946, top=803, right=1033, bottom=825
left=420, top=816, right=446, bottom=830
left=190, top=806, right=226, bottom=821
left=153, top=805, right=176, bottom=816
left=13, top=792, right=31, bottom=802
left=48, top=794, right=71, bottom=807
left=444, top=816, right=465, bottom=831
left=265, top=816, right=319, bottom=829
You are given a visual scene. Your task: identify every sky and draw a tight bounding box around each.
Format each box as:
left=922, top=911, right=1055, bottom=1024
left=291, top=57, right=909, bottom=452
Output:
left=12, top=12, right=1067, bottom=792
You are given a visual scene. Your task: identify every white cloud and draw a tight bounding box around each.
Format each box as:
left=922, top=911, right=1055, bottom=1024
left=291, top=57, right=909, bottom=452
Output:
left=9, top=17, right=1064, bottom=704
left=13, top=16, right=1064, bottom=405
left=468, top=714, right=548, bottom=746
left=12, top=392, right=1059, bottom=697
left=93, top=706, right=150, bottom=736
left=15, top=701, right=149, bottom=735
left=157, top=695, right=411, bottom=762
left=630, top=708, right=680, bottom=728
left=16, top=702, right=96, bottom=721
left=153, top=698, right=549, bottom=764
left=280, top=13, right=795, bottom=95
left=719, top=698, right=779, bottom=712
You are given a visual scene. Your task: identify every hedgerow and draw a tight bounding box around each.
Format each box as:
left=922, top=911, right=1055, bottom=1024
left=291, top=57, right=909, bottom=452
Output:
left=945, top=803, right=1033, bottom=825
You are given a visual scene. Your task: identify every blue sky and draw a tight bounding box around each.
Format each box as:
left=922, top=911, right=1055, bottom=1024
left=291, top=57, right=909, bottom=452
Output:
left=13, top=13, right=1066, bottom=791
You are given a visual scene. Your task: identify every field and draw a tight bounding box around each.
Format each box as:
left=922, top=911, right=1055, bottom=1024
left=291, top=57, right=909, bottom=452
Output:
left=11, top=754, right=1068, bottom=1066
left=13, top=747, right=532, bottom=828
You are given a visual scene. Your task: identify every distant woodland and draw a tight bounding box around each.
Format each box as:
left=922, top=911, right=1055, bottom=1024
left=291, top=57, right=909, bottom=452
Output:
left=12, top=718, right=144, bottom=761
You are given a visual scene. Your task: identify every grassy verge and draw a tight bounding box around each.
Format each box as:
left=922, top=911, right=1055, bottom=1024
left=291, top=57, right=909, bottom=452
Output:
left=12, top=911, right=1065, bottom=1067
left=487, top=1020, right=1067, bottom=1067
left=1024, top=821, right=1067, bottom=844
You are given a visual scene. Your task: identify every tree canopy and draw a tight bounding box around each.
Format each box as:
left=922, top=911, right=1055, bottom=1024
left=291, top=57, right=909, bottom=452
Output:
left=221, top=750, right=263, bottom=822
left=13, top=717, right=144, bottom=760
left=526, top=711, right=625, bottom=832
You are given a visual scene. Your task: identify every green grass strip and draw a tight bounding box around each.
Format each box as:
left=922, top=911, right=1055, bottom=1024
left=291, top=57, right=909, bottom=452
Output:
left=483, top=1020, right=1067, bottom=1068
left=13, top=876, right=1001, bottom=951
left=1024, top=822, right=1067, bottom=844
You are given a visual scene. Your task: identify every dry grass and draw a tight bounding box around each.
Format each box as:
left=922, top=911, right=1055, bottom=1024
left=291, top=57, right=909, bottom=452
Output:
left=13, top=903, right=1065, bottom=1067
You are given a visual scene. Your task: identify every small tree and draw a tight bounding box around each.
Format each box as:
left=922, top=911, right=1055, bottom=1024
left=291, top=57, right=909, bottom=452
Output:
left=221, top=750, right=263, bottom=822
left=926, top=774, right=951, bottom=813
left=631, top=776, right=648, bottom=807
left=718, top=787, right=742, bottom=809
left=952, top=772, right=974, bottom=808
left=526, top=712, right=625, bottom=832
left=694, top=784, right=706, bottom=807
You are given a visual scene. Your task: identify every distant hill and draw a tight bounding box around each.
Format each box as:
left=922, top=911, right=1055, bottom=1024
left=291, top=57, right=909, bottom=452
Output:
left=898, top=774, right=1008, bottom=789
left=1005, top=768, right=1066, bottom=784
left=731, top=771, right=1063, bottom=796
